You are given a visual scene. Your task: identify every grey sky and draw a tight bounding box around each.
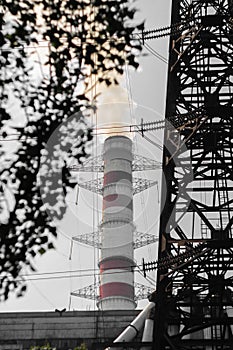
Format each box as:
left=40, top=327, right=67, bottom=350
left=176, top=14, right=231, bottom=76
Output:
left=1, top=0, right=172, bottom=312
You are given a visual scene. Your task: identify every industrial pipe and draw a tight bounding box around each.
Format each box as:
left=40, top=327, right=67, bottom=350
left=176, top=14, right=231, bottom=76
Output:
left=105, top=301, right=155, bottom=350
left=141, top=304, right=154, bottom=350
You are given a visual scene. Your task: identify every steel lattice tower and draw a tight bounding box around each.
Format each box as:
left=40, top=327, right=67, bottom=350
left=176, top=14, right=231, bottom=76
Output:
left=153, top=1, right=233, bottom=349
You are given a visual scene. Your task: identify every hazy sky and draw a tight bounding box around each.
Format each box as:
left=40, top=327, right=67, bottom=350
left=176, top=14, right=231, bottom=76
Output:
left=1, top=0, right=172, bottom=312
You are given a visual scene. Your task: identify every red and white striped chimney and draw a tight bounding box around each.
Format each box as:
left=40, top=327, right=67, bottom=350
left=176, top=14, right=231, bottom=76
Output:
left=98, top=135, right=136, bottom=310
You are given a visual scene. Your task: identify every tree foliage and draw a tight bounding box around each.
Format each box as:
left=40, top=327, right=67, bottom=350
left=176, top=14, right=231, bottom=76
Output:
left=0, top=0, right=143, bottom=300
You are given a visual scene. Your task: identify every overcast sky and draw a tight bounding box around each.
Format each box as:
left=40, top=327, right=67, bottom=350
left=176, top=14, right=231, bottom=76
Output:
left=1, top=0, right=172, bottom=312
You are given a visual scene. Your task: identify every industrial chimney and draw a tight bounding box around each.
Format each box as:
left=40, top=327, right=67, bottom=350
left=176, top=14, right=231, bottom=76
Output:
left=97, top=135, right=136, bottom=310
left=70, top=134, right=159, bottom=309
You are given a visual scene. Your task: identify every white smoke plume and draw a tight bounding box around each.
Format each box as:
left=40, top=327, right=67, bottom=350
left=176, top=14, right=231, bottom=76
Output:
left=86, top=71, right=136, bottom=140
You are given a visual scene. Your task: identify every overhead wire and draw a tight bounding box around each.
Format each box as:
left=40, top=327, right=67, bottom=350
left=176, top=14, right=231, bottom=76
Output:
left=143, top=133, right=163, bottom=150
left=0, top=131, right=157, bottom=141
left=136, top=267, right=156, bottom=286
left=124, top=35, right=165, bottom=267
left=0, top=15, right=202, bottom=54
left=0, top=119, right=166, bottom=142
left=6, top=269, right=139, bottom=283
left=146, top=130, right=164, bottom=151
left=142, top=41, right=168, bottom=64
left=30, top=280, right=57, bottom=308
left=92, top=34, right=99, bottom=314
left=124, top=60, right=158, bottom=278
left=125, top=56, right=158, bottom=292
left=35, top=119, right=164, bottom=132
left=0, top=105, right=206, bottom=141
left=134, top=130, right=162, bottom=263
left=68, top=241, right=73, bottom=311
left=0, top=25, right=172, bottom=52
left=125, top=60, right=134, bottom=126
left=82, top=4, right=102, bottom=313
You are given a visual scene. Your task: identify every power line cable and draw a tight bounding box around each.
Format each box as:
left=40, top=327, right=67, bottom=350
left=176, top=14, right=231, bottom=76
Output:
left=30, top=280, right=57, bottom=308
left=0, top=25, right=172, bottom=52
left=143, top=134, right=163, bottom=150
left=0, top=15, right=205, bottom=53
left=10, top=267, right=141, bottom=283
left=0, top=106, right=206, bottom=141
left=143, top=42, right=168, bottom=64
left=0, top=119, right=163, bottom=137
left=13, top=263, right=143, bottom=279
left=6, top=110, right=203, bottom=144
left=0, top=124, right=166, bottom=142
left=136, top=267, right=156, bottom=286
left=20, top=267, right=104, bottom=277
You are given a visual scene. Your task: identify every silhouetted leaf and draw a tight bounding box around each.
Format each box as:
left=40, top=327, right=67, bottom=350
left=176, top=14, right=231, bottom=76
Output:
left=38, top=248, right=46, bottom=255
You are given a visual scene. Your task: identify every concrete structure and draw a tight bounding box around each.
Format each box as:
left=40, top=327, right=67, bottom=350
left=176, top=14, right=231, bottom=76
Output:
left=0, top=310, right=140, bottom=350
left=98, top=136, right=135, bottom=310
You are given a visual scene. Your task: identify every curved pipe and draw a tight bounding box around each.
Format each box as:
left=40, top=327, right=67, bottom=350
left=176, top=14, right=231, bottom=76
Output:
left=105, top=301, right=155, bottom=349
left=141, top=306, right=154, bottom=350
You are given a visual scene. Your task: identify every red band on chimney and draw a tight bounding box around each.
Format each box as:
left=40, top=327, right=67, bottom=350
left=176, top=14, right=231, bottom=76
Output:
left=103, top=194, right=133, bottom=211
left=100, top=258, right=133, bottom=272
left=99, top=282, right=134, bottom=299
left=103, top=171, right=132, bottom=186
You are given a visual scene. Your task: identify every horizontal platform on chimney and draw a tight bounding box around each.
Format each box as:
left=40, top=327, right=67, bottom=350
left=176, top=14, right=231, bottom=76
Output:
left=68, top=154, right=161, bottom=173
left=71, top=281, right=154, bottom=302
left=72, top=230, right=159, bottom=249
left=77, top=177, right=158, bottom=196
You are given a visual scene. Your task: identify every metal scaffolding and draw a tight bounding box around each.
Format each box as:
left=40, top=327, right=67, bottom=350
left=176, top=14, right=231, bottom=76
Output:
left=73, top=230, right=159, bottom=249
left=76, top=176, right=158, bottom=196
left=70, top=151, right=159, bottom=303
left=69, top=154, right=161, bottom=173
left=71, top=281, right=155, bottom=303
left=151, top=1, right=233, bottom=349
